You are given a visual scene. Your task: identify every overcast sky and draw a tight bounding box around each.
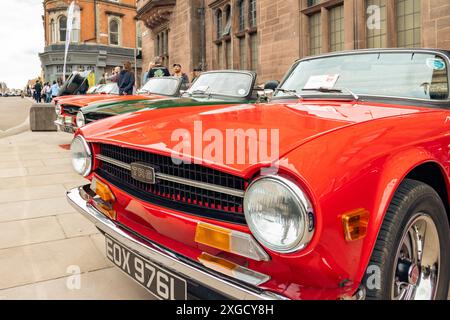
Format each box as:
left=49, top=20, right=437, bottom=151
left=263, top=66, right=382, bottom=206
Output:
left=0, top=0, right=44, bottom=89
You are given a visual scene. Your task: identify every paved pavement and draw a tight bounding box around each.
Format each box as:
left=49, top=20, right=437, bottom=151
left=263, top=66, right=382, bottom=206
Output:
left=0, top=130, right=154, bottom=300
left=0, top=97, right=32, bottom=131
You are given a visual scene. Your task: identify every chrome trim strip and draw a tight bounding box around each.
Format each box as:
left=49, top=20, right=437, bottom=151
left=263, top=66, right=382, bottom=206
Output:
left=67, top=185, right=285, bottom=300
left=96, top=154, right=131, bottom=170
left=156, top=173, right=245, bottom=198
left=96, top=154, right=245, bottom=198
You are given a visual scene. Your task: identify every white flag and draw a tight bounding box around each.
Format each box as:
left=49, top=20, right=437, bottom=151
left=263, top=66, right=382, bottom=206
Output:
left=63, top=1, right=75, bottom=82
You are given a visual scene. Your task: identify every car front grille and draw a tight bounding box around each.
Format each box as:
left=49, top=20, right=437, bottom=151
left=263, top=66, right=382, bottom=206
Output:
left=62, top=105, right=80, bottom=116
left=96, top=143, right=247, bottom=224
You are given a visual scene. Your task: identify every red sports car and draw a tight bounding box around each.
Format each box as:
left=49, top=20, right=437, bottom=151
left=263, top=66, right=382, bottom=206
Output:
left=67, top=49, right=450, bottom=300
left=55, top=78, right=185, bottom=133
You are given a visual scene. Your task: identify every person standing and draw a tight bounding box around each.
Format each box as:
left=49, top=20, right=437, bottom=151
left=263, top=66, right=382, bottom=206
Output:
left=109, top=66, right=121, bottom=83
left=98, top=73, right=107, bottom=85
left=191, top=68, right=202, bottom=83
left=34, top=80, right=42, bottom=103
left=118, top=61, right=135, bottom=96
left=50, top=81, right=60, bottom=100
left=146, top=56, right=170, bottom=82
left=44, top=82, right=52, bottom=103
left=172, top=64, right=190, bottom=88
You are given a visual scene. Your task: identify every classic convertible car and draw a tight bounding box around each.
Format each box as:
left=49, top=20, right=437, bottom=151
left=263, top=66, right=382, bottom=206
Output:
left=75, top=70, right=260, bottom=128
left=67, top=49, right=450, bottom=300
left=55, top=76, right=187, bottom=134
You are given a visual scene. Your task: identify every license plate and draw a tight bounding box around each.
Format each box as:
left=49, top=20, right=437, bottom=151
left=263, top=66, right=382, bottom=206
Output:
left=61, top=125, right=73, bottom=133
left=105, top=235, right=187, bottom=300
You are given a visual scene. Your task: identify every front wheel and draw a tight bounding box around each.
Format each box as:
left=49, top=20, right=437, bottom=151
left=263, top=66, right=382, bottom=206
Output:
left=364, top=179, right=450, bottom=300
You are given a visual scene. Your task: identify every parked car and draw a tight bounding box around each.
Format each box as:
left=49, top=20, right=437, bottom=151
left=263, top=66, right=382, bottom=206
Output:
left=76, top=71, right=260, bottom=128
left=67, top=49, right=450, bottom=300
left=54, top=76, right=191, bottom=134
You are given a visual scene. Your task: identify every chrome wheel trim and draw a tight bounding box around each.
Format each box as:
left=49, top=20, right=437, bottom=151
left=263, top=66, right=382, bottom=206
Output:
left=391, top=213, right=440, bottom=300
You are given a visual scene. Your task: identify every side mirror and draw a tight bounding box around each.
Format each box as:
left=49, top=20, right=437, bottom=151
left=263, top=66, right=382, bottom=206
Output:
left=264, top=80, right=280, bottom=91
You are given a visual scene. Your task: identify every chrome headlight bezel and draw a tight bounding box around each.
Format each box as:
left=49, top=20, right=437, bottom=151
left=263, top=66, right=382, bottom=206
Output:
left=243, top=175, right=315, bottom=254
left=76, top=111, right=86, bottom=128
left=70, top=135, right=92, bottom=177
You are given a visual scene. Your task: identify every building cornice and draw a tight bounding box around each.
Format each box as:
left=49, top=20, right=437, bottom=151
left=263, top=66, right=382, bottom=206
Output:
left=105, top=10, right=125, bottom=17
left=136, top=0, right=176, bottom=30
left=44, top=0, right=136, bottom=11
left=208, top=0, right=229, bottom=10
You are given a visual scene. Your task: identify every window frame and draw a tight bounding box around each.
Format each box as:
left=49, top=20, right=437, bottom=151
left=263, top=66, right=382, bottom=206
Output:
left=109, top=18, right=121, bottom=46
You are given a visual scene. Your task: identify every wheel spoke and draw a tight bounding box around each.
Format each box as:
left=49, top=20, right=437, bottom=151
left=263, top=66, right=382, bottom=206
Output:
left=391, top=214, right=440, bottom=300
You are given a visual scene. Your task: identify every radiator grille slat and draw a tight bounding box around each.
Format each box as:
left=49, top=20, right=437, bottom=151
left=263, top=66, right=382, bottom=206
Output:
left=96, top=144, right=247, bottom=224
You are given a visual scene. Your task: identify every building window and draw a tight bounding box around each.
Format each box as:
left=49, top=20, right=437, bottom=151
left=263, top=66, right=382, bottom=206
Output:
left=226, top=40, right=232, bottom=69
left=216, top=9, right=223, bottom=39
left=329, top=5, right=344, bottom=52
left=223, top=5, right=232, bottom=36
left=396, top=0, right=421, bottom=47
left=366, top=0, right=387, bottom=48
left=217, top=43, right=223, bottom=69
left=72, top=17, right=80, bottom=43
left=109, top=19, right=120, bottom=45
left=238, top=0, right=245, bottom=31
left=307, top=0, right=321, bottom=6
left=58, top=15, right=67, bottom=42
left=250, top=33, right=258, bottom=71
left=50, top=19, right=56, bottom=44
left=309, top=12, right=321, bottom=55
left=249, top=0, right=257, bottom=28
left=155, top=29, right=169, bottom=66
left=137, top=22, right=142, bottom=49
left=239, top=37, right=247, bottom=70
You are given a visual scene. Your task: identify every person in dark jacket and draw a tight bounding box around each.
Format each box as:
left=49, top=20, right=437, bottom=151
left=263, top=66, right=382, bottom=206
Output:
left=145, top=56, right=170, bottom=83
left=118, top=61, right=135, bottom=95
left=34, top=80, right=42, bottom=103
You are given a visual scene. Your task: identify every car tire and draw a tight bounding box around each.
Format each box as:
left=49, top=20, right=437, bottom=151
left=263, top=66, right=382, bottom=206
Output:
left=364, top=179, right=450, bottom=300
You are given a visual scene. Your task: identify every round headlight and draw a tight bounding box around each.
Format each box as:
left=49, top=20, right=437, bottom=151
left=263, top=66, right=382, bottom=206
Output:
left=55, top=104, right=62, bottom=116
left=244, top=175, right=314, bottom=253
left=70, top=136, right=92, bottom=177
left=76, top=111, right=85, bottom=128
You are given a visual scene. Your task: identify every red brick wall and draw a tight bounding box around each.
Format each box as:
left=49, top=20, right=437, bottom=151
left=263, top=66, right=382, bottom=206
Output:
left=44, top=0, right=137, bottom=48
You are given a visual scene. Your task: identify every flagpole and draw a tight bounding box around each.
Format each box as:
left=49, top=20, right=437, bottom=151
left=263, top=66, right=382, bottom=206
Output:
left=63, top=1, right=75, bottom=82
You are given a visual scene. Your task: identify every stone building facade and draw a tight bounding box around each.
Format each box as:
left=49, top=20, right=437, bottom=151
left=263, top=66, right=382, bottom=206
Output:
left=138, top=0, right=450, bottom=84
left=40, top=0, right=142, bottom=85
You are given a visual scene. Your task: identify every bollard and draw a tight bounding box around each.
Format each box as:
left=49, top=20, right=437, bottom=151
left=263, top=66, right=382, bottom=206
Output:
left=30, top=103, right=57, bottom=132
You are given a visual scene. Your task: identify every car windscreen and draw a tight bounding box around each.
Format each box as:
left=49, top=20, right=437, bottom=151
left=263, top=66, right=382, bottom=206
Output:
left=87, top=85, right=103, bottom=94
left=187, top=72, right=253, bottom=97
left=276, top=52, right=450, bottom=101
left=140, top=78, right=180, bottom=96
left=98, top=83, right=119, bottom=95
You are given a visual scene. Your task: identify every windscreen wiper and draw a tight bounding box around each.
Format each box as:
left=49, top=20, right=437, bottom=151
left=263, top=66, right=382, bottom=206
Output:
left=302, top=87, right=359, bottom=101
left=275, top=88, right=303, bottom=99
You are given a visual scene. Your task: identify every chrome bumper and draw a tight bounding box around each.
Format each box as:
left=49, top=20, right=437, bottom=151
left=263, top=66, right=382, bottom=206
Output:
left=66, top=185, right=285, bottom=300
left=54, top=120, right=76, bottom=133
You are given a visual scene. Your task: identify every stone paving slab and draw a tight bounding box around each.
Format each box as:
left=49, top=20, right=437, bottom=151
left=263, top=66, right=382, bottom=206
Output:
left=0, top=130, right=154, bottom=300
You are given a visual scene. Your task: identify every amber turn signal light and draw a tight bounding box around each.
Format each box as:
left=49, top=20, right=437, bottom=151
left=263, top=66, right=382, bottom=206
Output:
left=90, top=177, right=116, bottom=220
left=91, top=177, right=115, bottom=203
left=342, top=209, right=369, bottom=241
left=195, top=222, right=269, bottom=261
